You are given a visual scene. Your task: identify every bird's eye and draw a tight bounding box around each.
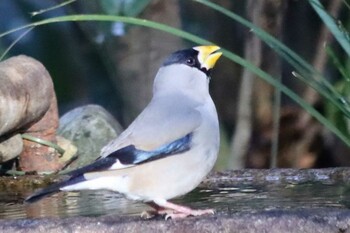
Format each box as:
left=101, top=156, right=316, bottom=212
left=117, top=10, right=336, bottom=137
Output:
left=186, top=58, right=195, bottom=66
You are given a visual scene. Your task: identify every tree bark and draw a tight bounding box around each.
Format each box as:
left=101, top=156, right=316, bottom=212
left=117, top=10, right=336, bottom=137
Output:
left=229, top=0, right=263, bottom=169
left=108, top=0, right=182, bottom=125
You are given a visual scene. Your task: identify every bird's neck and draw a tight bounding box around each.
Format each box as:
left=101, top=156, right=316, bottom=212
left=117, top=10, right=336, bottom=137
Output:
left=153, top=66, right=210, bottom=103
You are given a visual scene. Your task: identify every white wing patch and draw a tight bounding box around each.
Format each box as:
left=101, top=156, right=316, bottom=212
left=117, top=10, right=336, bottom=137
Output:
left=108, top=159, right=134, bottom=170
left=60, top=176, right=130, bottom=193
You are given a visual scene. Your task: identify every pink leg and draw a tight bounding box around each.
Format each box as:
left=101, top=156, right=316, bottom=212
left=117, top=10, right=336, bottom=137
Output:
left=148, top=200, right=215, bottom=219
left=141, top=202, right=169, bottom=219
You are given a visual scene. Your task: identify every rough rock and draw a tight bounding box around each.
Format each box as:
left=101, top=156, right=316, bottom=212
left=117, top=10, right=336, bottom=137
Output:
left=58, top=105, right=123, bottom=169
left=0, top=55, right=58, bottom=169
left=0, top=134, right=23, bottom=163
left=0, top=209, right=350, bottom=233
left=2, top=169, right=350, bottom=232
left=0, top=55, right=54, bottom=136
left=19, top=91, right=61, bottom=172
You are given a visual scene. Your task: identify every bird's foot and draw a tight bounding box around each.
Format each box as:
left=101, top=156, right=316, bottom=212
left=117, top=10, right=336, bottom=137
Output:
left=140, top=210, right=157, bottom=219
left=147, top=200, right=215, bottom=220
left=164, top=208, right=215, bottom=220
left=140, top=209, right=175, bottom=219
left=141, top=203, right=170, bottom=219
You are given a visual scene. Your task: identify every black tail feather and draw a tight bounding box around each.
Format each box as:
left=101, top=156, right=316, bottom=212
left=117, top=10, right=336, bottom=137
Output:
left=25, top=148, right=127, bottom=203
left=25, top=175, right=86, bottom=203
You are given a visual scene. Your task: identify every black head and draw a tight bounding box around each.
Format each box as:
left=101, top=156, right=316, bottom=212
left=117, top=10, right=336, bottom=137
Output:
left=162, top=48, right=212, bottom=76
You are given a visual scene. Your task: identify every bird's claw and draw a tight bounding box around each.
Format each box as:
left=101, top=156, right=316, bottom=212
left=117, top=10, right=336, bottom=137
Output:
left=164, top=208, right=215, bottom=220
left=140, top=210, right=156, bottom=219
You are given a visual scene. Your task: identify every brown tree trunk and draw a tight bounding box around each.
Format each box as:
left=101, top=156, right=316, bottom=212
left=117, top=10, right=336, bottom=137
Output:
left=232, top=0, right=286, bottom=169
left=229, top=0, right=263, bottom=169
left=108, top=0, right=182, bottom=125
left=293, top=0, right=343, bottom=168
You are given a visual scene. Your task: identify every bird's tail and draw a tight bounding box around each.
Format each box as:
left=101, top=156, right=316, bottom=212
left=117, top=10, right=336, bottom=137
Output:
left=24, top=175, right=85, bottom=203
left=25, top=150, right=120, bottom=203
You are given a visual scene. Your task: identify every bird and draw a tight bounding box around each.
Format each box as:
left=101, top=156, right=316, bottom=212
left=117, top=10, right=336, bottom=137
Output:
left=25, top=45, right=222, bottom=219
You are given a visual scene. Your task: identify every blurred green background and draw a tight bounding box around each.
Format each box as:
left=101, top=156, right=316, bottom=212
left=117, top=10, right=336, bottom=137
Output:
left=1, top=0, right=350, bottom=170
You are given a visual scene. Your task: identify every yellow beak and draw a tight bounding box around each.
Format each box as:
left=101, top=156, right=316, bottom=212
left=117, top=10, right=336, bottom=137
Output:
left=193, top=45, right=222, bottom=70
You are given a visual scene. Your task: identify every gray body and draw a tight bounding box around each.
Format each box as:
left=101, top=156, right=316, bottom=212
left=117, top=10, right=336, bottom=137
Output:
left=62, top=65, right=220, bottom=202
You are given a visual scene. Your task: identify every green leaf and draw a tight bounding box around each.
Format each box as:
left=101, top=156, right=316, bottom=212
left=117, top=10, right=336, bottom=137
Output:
left=1, top=14, right=350, bottom=146
left=325, top=45, right=350, bottom=83
left=194, top=0, right=350, bottom=120
left=310, top=0, right=350, bottom=57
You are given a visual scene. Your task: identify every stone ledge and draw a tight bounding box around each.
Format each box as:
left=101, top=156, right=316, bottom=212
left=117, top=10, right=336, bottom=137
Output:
left=0, top=208, right=349, bottom=233
left=2, top=168, right=350, bottom=189
left=203, top=168, right=350, bottom=187
left=2, top=168, right=350, bottom=233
